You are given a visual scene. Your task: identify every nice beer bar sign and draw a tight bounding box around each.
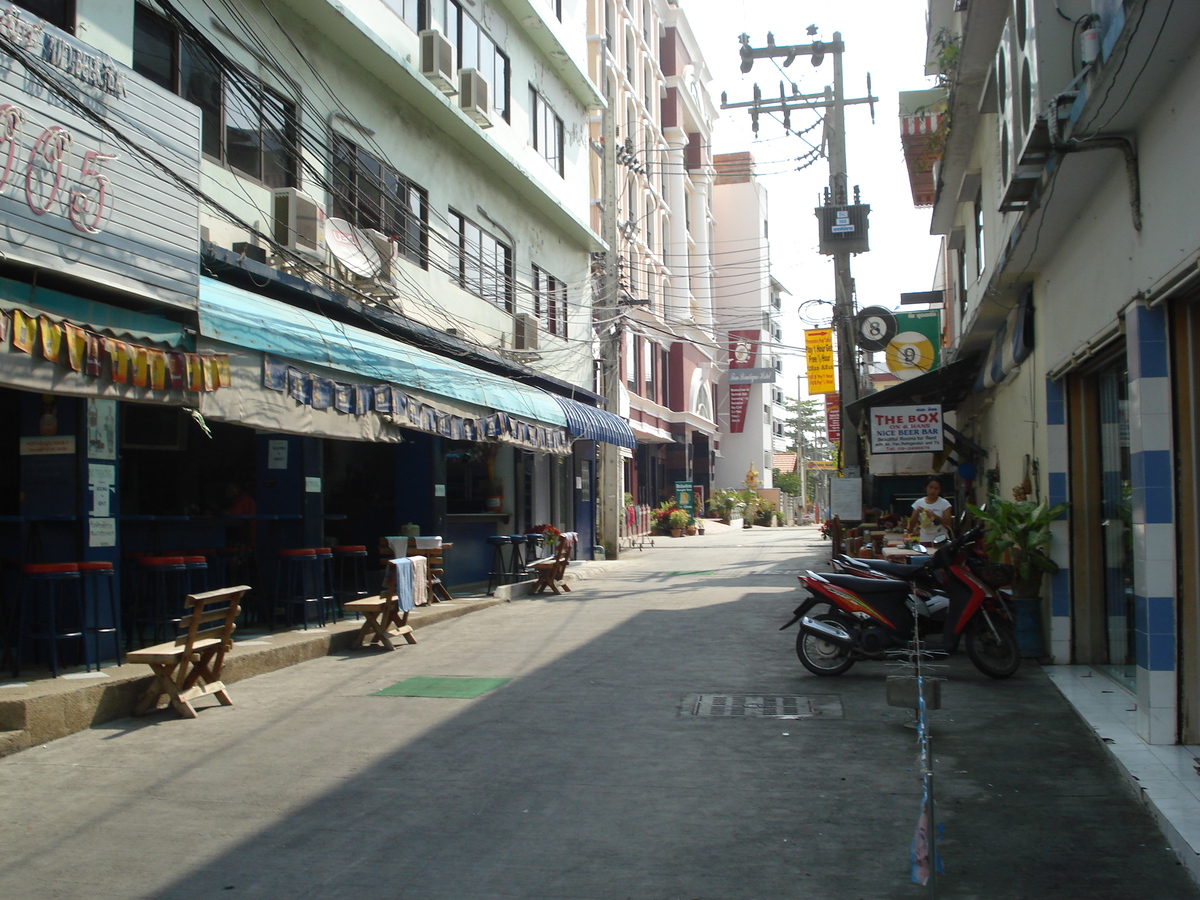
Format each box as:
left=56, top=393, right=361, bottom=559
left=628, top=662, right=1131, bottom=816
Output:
left=869, top=404, right=943, bottom=454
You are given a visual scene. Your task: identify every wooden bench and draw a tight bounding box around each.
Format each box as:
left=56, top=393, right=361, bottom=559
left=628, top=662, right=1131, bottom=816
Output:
left=529, top=535, right=574, bottom=595
left=127, top=585, right=248, bottom=719
left=344, top=562, right=417, bottom=651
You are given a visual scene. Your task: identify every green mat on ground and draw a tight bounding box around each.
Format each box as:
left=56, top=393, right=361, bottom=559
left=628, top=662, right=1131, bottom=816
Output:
left=372, top=676, right=511, bottom=698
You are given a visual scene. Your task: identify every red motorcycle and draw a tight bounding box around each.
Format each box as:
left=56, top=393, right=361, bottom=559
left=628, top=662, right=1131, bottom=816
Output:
left=781, top=528, right=1020, bottom=679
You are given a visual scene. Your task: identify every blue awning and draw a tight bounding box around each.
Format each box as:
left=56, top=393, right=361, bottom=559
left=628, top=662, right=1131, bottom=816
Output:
left=550, top=394, right=636, bottom=449
left=198, top=278, right=567, bottom=427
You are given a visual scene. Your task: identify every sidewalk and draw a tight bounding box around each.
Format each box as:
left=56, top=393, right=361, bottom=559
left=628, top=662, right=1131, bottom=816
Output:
left=0, top=562, right=608, bottom=755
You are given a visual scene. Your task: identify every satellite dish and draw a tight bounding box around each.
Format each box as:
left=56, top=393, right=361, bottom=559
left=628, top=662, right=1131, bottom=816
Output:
left=324, top=217, right=382, bottom=278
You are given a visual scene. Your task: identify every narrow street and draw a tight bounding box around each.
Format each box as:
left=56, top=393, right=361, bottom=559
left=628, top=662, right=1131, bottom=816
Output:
left=0, top=526, right=1194, bottom=900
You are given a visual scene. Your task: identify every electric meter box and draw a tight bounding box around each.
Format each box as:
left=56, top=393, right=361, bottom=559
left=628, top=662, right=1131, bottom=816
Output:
left=816, top=203, right=870, bottom=255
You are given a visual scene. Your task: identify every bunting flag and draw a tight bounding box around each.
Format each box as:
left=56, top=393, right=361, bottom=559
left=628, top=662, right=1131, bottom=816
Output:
left=2, top=309, right=227, bottom=394
left=39, top=316, right=63, bottom=362
left=11, top=310, right=36, bottom=352
left=64, top=322, right=86, bottom=371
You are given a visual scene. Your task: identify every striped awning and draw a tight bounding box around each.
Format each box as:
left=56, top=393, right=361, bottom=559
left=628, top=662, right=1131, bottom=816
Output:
left=549, top=395, right=637, bottom=449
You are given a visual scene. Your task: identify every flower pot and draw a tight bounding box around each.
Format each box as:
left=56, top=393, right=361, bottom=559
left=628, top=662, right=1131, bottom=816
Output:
left=686, top=525, right=697, bottom=536
left=670, top=528, right=683, bottom=538
left=1012, top=596, right=1046, bottom=658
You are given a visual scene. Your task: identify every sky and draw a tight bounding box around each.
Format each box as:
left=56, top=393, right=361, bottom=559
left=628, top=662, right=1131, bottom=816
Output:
left=681, top=0, right=942, bottom=396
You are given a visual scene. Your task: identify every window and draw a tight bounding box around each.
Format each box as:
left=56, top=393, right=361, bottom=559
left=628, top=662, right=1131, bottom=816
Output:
left=382, top=0, right=420, bottom=31
left=331, top=135, right=428, bottom=267
left=533, top=265, right=567, bottom=338
left=134, top=4, right=297, bottom=188
left=13, top=0, right=73, bottom=33
left=530, top=88, right=564, bottom=176
left=451, top=211, right=513, bottom=312
left=428, top=0, right=510, bottom=121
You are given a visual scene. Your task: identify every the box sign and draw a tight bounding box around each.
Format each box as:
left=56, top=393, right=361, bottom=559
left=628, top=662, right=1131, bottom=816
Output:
left=869, top=404, right=944, bottom=454
left=0, top=1, right=202, bottom=309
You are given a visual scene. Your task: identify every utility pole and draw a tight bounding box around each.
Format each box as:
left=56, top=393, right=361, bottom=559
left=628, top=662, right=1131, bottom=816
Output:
left=723, top=29, right=875, bottom=478
left=596, top=61, right=622, bottom=560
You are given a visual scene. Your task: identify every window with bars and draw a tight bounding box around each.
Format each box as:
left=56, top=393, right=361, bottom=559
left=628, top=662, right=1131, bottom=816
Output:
left=330, top=135, right=428, bottom=267
left=451, top=210, right=513, bottom=312
left=533, top=265, right=568, bottom=338
left=428, top=0, right=511, bottom=121
left=530, top=88, right=564, bottom=176
left=133, top=4, right=298, bottom=188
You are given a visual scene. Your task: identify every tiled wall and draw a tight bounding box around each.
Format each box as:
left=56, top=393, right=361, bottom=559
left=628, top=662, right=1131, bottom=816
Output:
left=1044, top=376, right=1070, bottom=663
left=1126, top=302, right=1177, bottom=744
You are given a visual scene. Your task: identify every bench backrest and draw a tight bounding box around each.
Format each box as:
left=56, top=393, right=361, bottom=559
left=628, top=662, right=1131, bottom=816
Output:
left=176, top=585, right=247, bottom=653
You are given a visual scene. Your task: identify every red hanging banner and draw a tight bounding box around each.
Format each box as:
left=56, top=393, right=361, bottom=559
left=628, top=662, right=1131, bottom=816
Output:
left=727, top=329, right=759, bottom=433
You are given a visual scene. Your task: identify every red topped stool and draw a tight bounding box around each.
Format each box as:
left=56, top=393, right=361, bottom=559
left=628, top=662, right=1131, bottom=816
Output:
left=78, top=561, right=121, bottom=668
left=275, top=549, right=322, bottom=630
left=16, top=562, right=85, bottom=678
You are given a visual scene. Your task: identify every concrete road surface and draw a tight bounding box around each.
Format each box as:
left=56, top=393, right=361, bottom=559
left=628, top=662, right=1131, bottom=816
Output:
left=0, top=526, right=1194, bottom=899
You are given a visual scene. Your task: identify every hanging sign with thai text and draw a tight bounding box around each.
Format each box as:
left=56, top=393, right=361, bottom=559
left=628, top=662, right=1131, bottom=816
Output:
left=806, top=329, right=836, bottom=395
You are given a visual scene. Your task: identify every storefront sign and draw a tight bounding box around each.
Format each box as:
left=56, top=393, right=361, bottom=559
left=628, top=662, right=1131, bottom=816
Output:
left=869, top=404, right=944, bottom=454
left=675, top=481, right=694, bottom=518
left=88, top=516, right=116, bottom=547
left=830, top=477, right=863, bottom=521
left=0, top=0, right=201, bottom=309
left=806, top=329, right=836, bottom=395
left=19, top=435, right=74, bottom=455
left=825, top=392, right=841, bottom=443
left=884, top=310, right=941, bottom=381
left=727, top=329, right=758, bottom=434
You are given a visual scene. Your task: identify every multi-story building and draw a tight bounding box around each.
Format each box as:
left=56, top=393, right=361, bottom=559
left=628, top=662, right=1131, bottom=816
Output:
left=586, top=0, right=720, bottom=512
left=711, top=152, right=784, bottom=490
left=880, top=0, right=1200, bottom=877
left=0, top=0, right=637, bottom=644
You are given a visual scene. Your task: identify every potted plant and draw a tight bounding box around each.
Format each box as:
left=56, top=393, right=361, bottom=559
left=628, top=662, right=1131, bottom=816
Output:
left=668, top=508, right=690, bottom=537
left=968, top=492, right=1070, bottom=658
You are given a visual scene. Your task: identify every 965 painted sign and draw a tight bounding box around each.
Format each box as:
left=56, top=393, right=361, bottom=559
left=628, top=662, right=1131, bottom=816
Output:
left=0, top=0, right=201, bottom=309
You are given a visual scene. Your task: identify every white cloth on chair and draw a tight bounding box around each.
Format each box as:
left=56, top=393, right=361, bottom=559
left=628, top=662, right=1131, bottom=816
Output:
left=415, top=535, right=442, bottom=549
left=389, top=558, right=416, bottom=611
left=386, top=536, right=406, bottom=559
left=410, top=555, right=429, bottom=607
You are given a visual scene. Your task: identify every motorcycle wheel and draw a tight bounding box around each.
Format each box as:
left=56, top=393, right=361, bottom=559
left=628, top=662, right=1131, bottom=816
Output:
left=965, top=614, right=1020, bottom=679
left=796, top=614, right=856, bottom=676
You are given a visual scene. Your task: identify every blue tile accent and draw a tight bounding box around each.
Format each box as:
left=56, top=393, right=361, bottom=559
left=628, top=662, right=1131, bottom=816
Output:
left=1148, top=631, right=1175, bottom=672
left=1046, top=378, right=1065, bottom=426
left=1135, top=302, right=1169, bottom=342
left=1051, top=569, right=1070, bottom=617
left=1048, top=472, right=1068, bottom=510
left=1136, top=628, right=1149, bottom=669
left=1140, top=450, right=1172, bottom=488
left=1144, top=486, right=1172, bottom=524
left=1135, top=305, right=1170, bottom=379
left=1134, top=594, right=1149, bottom=634
left=1148, top=596, right=1175, bottom=635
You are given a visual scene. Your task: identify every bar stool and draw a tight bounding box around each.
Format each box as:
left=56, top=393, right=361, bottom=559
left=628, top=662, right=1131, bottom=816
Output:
left=182, top=555, right=209, bottom=595
left=275, top=549, right=322, bottom=630
left=524, top=534, right=545, bottom=565
left=507, top=534, right=531, bottom=582
left=190, top=549, right=224, bottom=589
left=313, top=547, right=337, bottom=623
left=130, top=556, right=189, bottom=648
left=16, top=562, right=86, bottom=678
left=78, top=561, right=121, bottom=668
left=333, top=545, right=370, bottom=616
left=486, top=535, right=514, bottom=595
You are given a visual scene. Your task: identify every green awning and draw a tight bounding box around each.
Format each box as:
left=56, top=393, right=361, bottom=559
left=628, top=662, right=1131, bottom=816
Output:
left=197, top=278, right=567, bottom=427
left=0, top=276, right=190, bottom=348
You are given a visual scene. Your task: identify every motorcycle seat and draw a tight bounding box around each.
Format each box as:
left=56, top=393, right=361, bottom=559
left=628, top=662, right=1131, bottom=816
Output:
left=819, top=572, right=912, bottom=595
left=867, top=559, right=926, bottom=579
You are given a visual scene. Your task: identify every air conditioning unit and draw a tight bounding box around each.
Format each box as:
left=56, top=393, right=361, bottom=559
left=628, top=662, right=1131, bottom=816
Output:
left=999, top=0, right=1073, bottom=212
left=420, top=29, right=456, bottom=94
left=459, top=68, right=492, bottom=127
left=359, top=228, right=397, bottom=284
left=272, top=188, right=325, bottom=258
left=514, top=313, right=541, bottom=350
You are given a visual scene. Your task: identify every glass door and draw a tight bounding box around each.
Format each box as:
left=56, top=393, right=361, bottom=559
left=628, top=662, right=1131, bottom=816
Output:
left=1097, top=358, right=1135, bottom=691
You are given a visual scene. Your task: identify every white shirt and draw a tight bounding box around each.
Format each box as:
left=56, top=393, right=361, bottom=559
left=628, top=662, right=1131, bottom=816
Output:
left=911, top=496, right=952, bottom=543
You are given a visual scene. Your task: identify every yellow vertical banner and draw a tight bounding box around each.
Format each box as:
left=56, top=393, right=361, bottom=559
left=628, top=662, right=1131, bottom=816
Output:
left=806, top=328, right=836, bottom=395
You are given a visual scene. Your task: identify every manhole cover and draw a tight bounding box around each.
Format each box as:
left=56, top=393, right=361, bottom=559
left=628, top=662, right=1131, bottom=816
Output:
left=686, top=694, right=843, bottom=719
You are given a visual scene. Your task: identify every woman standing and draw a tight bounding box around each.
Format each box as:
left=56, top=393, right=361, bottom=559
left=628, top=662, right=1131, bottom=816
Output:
left=908, top=478, right=953, bottom=544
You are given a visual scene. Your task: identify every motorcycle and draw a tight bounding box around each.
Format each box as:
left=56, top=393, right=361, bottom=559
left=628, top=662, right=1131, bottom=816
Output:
left=781, top=528, right=1020, bottom=679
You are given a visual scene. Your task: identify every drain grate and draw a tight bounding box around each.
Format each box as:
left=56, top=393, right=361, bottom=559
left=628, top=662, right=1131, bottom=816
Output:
left=687, top=694, right=844, bottom=719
